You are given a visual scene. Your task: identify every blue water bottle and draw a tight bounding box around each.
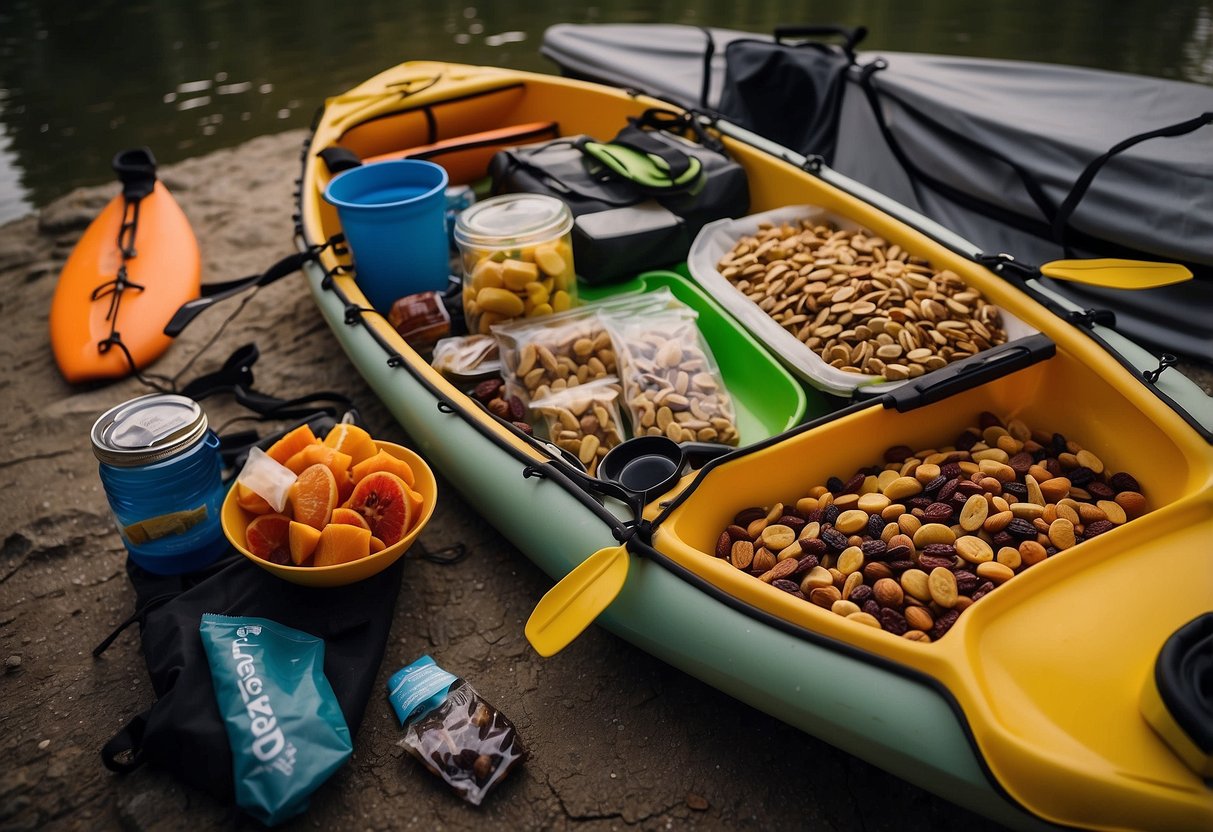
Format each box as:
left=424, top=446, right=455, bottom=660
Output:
left=91, top=394, right=229, bottom=574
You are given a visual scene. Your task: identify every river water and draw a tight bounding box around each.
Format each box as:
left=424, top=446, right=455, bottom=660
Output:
left=0, top=0, right=1210, bottom=224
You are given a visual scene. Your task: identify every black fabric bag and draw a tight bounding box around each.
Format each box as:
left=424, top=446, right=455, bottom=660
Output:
left=98, top=542, right=404, bottom=805
left=716, top=25, right=865, bottom=164
left=488, top=110, right=749, bottom=284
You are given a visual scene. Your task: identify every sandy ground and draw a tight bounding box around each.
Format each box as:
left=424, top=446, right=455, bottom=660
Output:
left=0, top=130, right=1208, bottom=832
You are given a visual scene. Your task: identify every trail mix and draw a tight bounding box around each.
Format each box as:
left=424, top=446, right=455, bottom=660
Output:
left=712, top=413, right=1148, bottom=641
left=715, top=219, right=1007, bottom=379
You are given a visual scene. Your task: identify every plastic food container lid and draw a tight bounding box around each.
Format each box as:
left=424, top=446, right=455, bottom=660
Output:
left=453, top=193, right=572, bottom=249
left=91, top=393, right=209, bottom=467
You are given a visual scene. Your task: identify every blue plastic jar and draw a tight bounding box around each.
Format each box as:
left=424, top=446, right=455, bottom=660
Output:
left=91, top=394, right=229, bottom=574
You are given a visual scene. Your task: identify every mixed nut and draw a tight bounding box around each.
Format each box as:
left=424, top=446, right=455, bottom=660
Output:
left=711, top=413, right=1148, bottom=641
left=716, top=219, right=1007, bottom=379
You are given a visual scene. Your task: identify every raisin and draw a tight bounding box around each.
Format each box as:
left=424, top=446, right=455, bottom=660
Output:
left=1109, top=472, right=1140, bottom=493
left=826, top=476, right=845, bottom=493
left=921, top=475, right=948, bottom=494
left=880, top=608, right=909, bottom=635
left=1007, top=518, right=1037, bottom=539
left=820, top=526, right=849, bottom=553
left=884, top=445, right=914, bottom=464
left=849, top=584, right=873, bottom=605
left=866, top=513, right=886, bottom=539
left=823, top=504, right=841, bottom=526
left=861, top=539, right=888, bottom=560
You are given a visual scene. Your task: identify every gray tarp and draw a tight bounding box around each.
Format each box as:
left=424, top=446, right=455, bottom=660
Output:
left=541, top=24, right=1213, bottom=360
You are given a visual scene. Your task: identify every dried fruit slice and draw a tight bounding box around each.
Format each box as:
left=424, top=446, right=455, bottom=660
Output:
left=290, top=463, right=339, bottom=530
left=323, top=423, right=378, bottom=466
left=284, top=444, right=353, bottom=481
left=288, top=521, right=322, bottom=565
left=369, top=536, right=386, bottom=554
left=266, top=423, right=318, bottom=465
left=345, top=471, right=413, bottom=546
left=313, top=523, right=372, bottom=567
left=331, top=507, right=371, bottom=531
left=350, top=449, right=416, bottom=488
left=235, top=482, right=274, bottom=515
left=245, top=513, right=292, bottom=564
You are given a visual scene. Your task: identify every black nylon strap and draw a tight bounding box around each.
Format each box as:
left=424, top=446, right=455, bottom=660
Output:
left=603, top=124, right=694, bottom=180
left=1051, top=111, right=1213, bottom=255
left=698, top=27, right=716, bottom=109
left=857, top=61, right=1059, bottom=225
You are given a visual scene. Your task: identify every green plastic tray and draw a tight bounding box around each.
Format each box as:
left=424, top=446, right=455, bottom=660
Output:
left=580, top=270, right=829, bottom=445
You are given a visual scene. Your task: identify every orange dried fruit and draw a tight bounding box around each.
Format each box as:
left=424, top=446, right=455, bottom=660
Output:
left=407, top=486, right=424, bottom=519
left=323, top=423, right=378, bottom=466
left=331, top=507, right=371, bottom=531
left=288, top=521, right=322, bottom=565
left=245, top=514, right=292, bottom=564
left=313, top=522, right=372, bottom=567
left=266, top=423, right=318, bottom=465
left=235, top=482, right=274, bottom=515
left=285, top=444, right=352, bottom=482
left=290, top=463, right=338, bottom=530
left=351, top=449, right=416, bottom=488
left=345, top=471, right=412, bottom=546
left=369, top=536, right=386, bottom=554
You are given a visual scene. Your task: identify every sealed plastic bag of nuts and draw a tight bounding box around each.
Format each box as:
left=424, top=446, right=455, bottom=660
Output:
left=530, top=377, right=626, bottom=476
left=387, top=656, right=526, bottom=806
left=491, top=290, right=676, bottom=406
left=603, top=304, right=740, bottom=446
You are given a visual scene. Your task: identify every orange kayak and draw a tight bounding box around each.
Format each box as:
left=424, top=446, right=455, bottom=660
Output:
left=49, top=150, right=200, bottom=383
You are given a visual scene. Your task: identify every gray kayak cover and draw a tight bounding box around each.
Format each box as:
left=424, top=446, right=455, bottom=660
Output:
left=542, top=24, right=1213, bottom=360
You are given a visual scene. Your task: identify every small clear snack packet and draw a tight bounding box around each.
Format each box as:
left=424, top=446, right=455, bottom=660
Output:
left=603, top=303, right=740, bottom=446
left=199, top=614, right=352, bottom=826
left=387, top=656, right=526, bottom=806
left=234, top=447, right=296, bottom=512
left=529, top=377, right=626, bottom=476
left=492, top=290, right=677, bottom=406
left=430, top=334, right=502, bottom=382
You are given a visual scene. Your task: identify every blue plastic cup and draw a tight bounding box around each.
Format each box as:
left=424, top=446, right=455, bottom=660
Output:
left=323, top=160, right=451, bottom=312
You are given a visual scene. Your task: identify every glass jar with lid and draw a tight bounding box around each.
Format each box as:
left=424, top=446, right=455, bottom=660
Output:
left=453, top=193, right=576, bottom=335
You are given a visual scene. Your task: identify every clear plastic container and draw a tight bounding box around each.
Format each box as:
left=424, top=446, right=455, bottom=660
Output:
left=91, top=394, right=228, bottom=574
left=453, top=193, right=576, bottom=335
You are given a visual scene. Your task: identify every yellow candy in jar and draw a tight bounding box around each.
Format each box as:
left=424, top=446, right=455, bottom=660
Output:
left=453, top=194, right=577, bottom=334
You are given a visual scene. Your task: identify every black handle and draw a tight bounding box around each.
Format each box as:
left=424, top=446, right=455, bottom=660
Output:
left=163, top=250, right=312, bottom=337
left=774, top=24, right=868, bottom=54
left=1151, top=613, right=1213, bottom=765
left=879, top=333, right=1056, bottom=412
left=679, top=441, right=736, bottom=468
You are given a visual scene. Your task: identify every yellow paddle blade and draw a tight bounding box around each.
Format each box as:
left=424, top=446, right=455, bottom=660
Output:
left=1039, top=258, right=1192, bottom=290
left=525, top=545, right=630, bottom=657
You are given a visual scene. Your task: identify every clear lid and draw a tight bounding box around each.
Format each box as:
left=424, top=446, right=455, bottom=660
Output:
left=91, top=393, right=209, bottom=467
left=453, top=193, right=573, bottom=249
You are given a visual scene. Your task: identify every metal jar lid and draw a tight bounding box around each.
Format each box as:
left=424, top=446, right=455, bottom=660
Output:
left=91, top=394, right=210, bottom=467
left=453, top=193, right=573, bottom=249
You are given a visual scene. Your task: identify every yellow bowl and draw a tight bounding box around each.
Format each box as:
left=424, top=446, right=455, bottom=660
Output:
left=222, top=440, right=438, bottom=587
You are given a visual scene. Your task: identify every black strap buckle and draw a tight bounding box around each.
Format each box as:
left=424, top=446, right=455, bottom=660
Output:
left=1144, top=354, right=1179, bottom=384
left=1065, top=307, right=1117, bottom=329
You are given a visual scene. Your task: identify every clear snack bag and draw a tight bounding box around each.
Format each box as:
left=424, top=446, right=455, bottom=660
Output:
left=492, top=289, right=676, bottom=406
left=603, top=303, right=740, bottom=446
left=529, top=377, right=627, bottom=476
left=199, top=614, right=352, bottom=826
left=387, top=656, right=526, bottom=806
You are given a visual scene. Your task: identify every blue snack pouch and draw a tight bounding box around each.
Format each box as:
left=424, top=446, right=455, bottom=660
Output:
left=388, top=655, right=526, bottom=805
left=200, top=614, right=352, bottom=825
